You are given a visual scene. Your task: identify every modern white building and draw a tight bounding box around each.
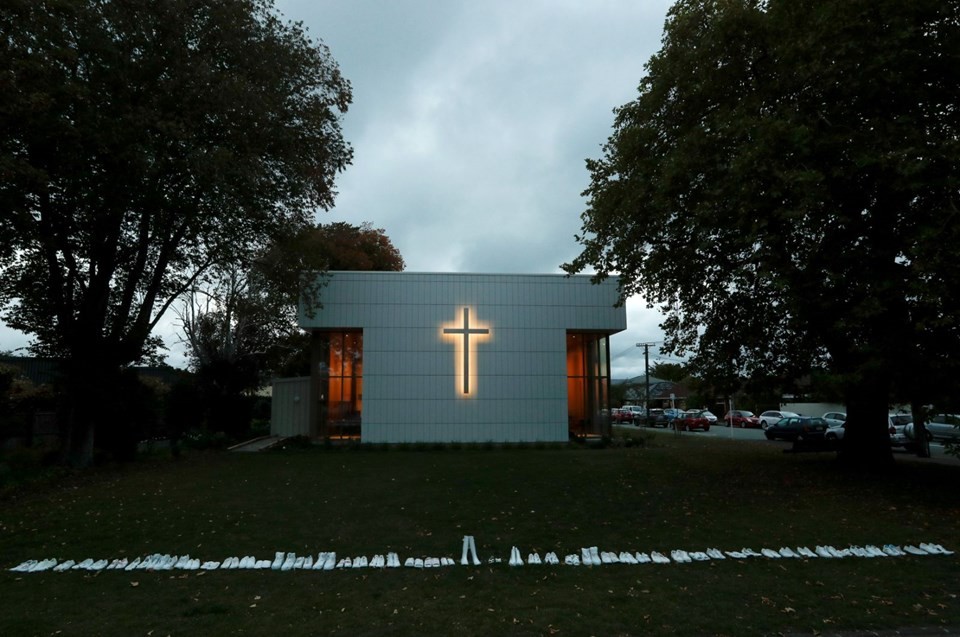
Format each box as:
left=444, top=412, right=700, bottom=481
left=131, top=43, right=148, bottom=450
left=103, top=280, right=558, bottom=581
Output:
left=271, top=272, right=626, bottom=443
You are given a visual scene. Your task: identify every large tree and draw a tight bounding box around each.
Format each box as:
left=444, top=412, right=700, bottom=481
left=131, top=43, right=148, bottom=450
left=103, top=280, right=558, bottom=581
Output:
left=0, top=0, right=352, bottom=465
left=565, top=0, right=960, bottom=468
left=175, top=221, right=404, bottom=428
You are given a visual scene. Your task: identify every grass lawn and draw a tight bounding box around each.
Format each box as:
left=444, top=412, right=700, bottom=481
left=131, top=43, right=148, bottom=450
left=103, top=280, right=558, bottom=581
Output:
left=1, top=432, right=958, bottom=636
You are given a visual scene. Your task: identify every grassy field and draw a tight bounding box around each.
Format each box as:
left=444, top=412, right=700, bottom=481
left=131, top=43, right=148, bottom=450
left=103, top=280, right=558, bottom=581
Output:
left=1, top=432, right=958, bottom=636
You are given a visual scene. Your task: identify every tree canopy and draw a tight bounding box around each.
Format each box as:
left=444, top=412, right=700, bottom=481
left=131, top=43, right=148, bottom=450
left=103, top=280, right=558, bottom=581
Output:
left=0, top=0, right=352, bottom=464
left=565, top=0, right=960, bottom=467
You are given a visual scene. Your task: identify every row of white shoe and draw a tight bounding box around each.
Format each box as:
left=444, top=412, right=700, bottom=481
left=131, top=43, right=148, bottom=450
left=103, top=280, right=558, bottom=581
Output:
left=504, top=543, right=955, bottom=567
left=8, top=543, right=953, bottom=573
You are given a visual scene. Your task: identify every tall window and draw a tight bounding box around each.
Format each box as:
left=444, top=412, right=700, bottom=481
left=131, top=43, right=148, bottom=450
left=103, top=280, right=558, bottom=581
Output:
left=566, top=332, right=611, bottom=438
left=312, top=330, right=363, bottom=439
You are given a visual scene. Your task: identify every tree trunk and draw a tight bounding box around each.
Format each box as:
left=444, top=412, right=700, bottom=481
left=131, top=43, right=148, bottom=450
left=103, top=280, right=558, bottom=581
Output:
left=837, top=381, right=895, bottom=471
left=58, top=352, right=122, bottom=468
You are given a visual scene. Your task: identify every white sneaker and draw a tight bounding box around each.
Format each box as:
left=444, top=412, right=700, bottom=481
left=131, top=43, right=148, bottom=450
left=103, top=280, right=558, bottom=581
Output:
left=271, top=552, right=284, bottom=570
left=690, top=551, right=709, bottom=561
left=706, top=548, right=725, bottom=560
left=564, top=554, right=580, bottom=566
left=619, top=551, right=638, bottom=564
left=91, top=559, right=108, bottom=571
left=256, top=560, right=272, bottom=569
left=882, top=545, right=903, bottom=557
left=815, top=546, right=833, bottom=558
left=778, top=547, right=799, bottom=558
left=581, top=548, right=592, bottom=566
left=387, top=552, right=400, bottom=568
left=741, top=548, right=761, bottom=557
left=724, top=551, right=746, bottom=559
left=590, top=546, right=601, bottom=565
left=670, top=550, right=690, bottom=563
left=461, top=536, right=471, bottom=565
left=761, top=549, right=781, bottom=559
left=635, top=552, right=651, bottom=563
left=414, top=558, right=424, bottom=569
left=324, top=552, right=337, bottom=570
left=797, top=547, right=817, bottom=558
left=600, top=551, right=617, bottom=564
left=201, top=561, right=220, bottom=570
left=903, top=545, right=928, bottom=555
left=404, top=557, right=414, bottom=567
left=650, top=551, right=670, bottom=564
left=528, top=553, right=542, bottom=565
left=55, top=560, right=76, bottom=572
left=544, top=552, right=559, bottom=565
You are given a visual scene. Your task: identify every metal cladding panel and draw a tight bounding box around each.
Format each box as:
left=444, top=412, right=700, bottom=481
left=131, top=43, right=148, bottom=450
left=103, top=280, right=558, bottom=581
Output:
left=300, top=272, right=624, bottom=443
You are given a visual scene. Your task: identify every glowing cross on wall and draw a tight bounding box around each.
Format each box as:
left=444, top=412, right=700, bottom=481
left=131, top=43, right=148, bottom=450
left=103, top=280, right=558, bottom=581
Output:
left=442, top=307, right=491, bottom=396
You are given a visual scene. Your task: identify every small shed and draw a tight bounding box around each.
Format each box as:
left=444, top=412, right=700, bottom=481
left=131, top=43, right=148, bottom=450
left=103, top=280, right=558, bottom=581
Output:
left=270, top=377, right=311, bottom=438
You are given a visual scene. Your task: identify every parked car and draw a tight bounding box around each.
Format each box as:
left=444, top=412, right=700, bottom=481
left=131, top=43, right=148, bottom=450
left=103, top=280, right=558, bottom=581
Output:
left=614, top=405, right=645, bottom=424
left=764, top=416, right=828, bottom=442
left=662, top=408, right=683, bottom=421
left=822, top=411, right=846, bottom=428
left=675, top=410, right=712, bottom=432
left=700, top=410, right=718, bottom=422
left=904, top=414, right=960, bottom=444
left=644, top=408, right=668, bottom=427
left=822, top=412, right=847, bottom=441
left=758, top=410, right=800, bottom=429
left=888, top=413, right=914, bottom=447
left=722, top=410, right=761, bottom=428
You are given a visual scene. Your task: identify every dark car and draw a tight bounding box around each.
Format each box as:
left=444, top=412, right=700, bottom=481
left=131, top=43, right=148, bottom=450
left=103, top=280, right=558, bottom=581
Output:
left=764, top=416, right=828, bottom=442
left=644, top=408, right=668, bottom=427
left=722, top=410, right=761, bottom=428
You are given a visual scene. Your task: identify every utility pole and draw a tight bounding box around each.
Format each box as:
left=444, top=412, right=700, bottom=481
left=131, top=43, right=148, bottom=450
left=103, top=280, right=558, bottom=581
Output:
left=637, top=342, right=658, bottom=424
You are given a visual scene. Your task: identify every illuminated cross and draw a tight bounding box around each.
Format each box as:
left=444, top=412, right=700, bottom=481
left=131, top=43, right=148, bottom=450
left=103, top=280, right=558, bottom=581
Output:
left=443, top=307, right=490, bottom=395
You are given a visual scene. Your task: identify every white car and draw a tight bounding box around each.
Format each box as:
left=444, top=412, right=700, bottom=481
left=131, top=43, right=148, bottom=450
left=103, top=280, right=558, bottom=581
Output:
left=823, top=411, right=847, bottom=441
left=758, top=410, right=800, bottom=429
left=888, top=413, right=914, bottom=447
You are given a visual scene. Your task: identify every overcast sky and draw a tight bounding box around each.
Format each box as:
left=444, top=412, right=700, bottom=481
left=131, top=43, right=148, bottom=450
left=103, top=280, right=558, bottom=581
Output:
left=0, top=0, right=680, bottom=378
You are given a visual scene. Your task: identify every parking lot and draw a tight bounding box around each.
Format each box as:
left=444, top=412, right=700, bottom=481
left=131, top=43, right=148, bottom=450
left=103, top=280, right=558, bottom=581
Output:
left=614, top=422, right=960, bottom=465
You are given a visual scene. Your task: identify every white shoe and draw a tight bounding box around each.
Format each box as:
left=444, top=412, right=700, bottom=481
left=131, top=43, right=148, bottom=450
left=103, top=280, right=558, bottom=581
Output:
left=564, top=554, right=580, bottom=566
left=91, top=559, right=108, bottom=570
left=271, top=552, right=284, bottom=570
left=619, top=551, right=638, bottom=564
left=690, top=551, right=709, bottom=561
left=55, top=560, right=76, bottom=572
left=724, top=551, right=746, bottom=559
left=293, top=556, right=305, bottom=569
left=282, top=553, right=297, bottom=571
left=590, top=546, right=601, bottom=565
left=741, top=548, right=761, bottom=557
left=404, top=557, right=414, bottom=567
left=528, top=553, right=542, bottom=565
left=778, top=547, right=799, bottom=558
left=670, top=550, right=690, bottom=563
left=904, top=545, right=928, bottom=555
left=636, top=552, right=651, bottom=563
left=414, top=558, right=424, bottom=569
left=650, top=551, right=670, bottom=564
left=387, top=552, right=400, bottom=568
left=544, top=552, right=559, bottom=565
left=201, top=561, right=220, bottom=570
left=882, top=545, right=903, bottom=557
left=580, top=548, right=592, bottom=566
left=706, top=548, right=725, bottom=560
left=797, top=547, right=817, bottom=558
left=815, top=546, right=833, bottom=558
left=600, top=551, right=617, bottom=564
left=468, top=536, right=481, bottom=565
left=256, top=560, right=271, bottom=568
left=761, top=549, right=781, bottom=559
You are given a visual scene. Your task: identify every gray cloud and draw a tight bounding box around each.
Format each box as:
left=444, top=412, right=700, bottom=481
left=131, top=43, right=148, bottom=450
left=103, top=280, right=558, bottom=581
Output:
left=2, top=0, right=678, bottom=375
